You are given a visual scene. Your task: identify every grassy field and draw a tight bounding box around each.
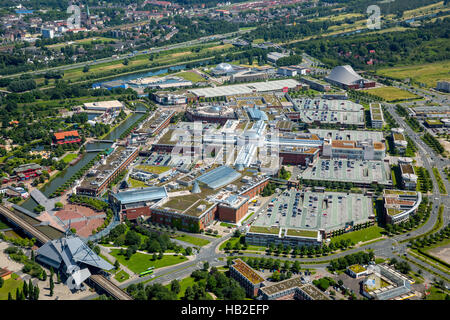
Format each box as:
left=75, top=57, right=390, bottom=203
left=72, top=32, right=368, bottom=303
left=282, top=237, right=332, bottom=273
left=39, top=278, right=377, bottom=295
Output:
left=175, top=234, right=211, bottom=247
left=425, top=286, right=449, bottom=300
left=114, top=269, right=130, bottom=283
left=362, top=86, right=420, bottom=102
left=0, top=220, right=11, bottom=230
left=62, top=153, right=78, bottom=164
left=127, top=178, right=148, bottom=188
left=174, top=71, right=205, bottom=82
left=432, top=168, right=447, bottom=195
left=165, top=276, right=197, bottom=299
left=376, top=60, right=450, bottom=88
left=110, top=249, right=188, bottom=274
left=136, top=165, right=171, bottom=174
left=219, top=236, right=266, bottom=251
left=330, top=226, right=384, bottom=245
left=0, top=274, right=23, bottom=300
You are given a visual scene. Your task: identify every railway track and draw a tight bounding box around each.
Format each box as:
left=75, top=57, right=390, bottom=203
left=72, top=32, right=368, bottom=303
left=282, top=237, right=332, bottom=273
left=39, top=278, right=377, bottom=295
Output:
left=0, top=204, right=51, bottom=244
left=89, top=274, right=133, bottom=300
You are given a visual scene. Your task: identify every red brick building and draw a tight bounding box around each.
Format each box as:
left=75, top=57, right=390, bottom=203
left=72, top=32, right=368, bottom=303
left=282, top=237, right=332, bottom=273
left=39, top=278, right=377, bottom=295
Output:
left=53, top=130, right=81, bottom=145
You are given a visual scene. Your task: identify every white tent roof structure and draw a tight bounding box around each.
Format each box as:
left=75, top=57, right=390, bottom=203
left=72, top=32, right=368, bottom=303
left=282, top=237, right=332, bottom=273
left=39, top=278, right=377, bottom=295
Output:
left=326, top=65, right=364, bottom=86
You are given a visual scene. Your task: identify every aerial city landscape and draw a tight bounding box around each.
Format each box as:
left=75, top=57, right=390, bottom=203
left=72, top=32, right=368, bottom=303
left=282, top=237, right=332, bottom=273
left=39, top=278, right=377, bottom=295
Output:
left=0, top=0, right=449, bottom=306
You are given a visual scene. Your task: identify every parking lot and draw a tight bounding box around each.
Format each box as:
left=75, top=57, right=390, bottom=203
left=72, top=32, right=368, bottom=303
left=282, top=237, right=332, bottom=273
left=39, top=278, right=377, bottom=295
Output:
left=144, top=153, right=172, bottom=166
left=302, top=159, right=392, bottom=185
left=251, top=189, right=374, bottom=232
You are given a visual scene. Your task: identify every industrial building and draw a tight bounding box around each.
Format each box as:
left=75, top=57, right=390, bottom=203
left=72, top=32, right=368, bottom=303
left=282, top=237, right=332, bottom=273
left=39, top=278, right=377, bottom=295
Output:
left=83, top=100, right=124, bottom=112
left=188, top=79, right=302, bottom=99
left=325, top=65, right=376, bottom=89
left=383, top=189, right=421, bottom=224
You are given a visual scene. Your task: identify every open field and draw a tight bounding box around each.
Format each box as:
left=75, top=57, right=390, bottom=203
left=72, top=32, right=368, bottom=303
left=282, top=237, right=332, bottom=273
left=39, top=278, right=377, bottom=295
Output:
left=110, top=249, right=188, bottom=274
left=174, top=71, right=205, bottom=83
left=62, top=153, right=78, bottom=164
left=175, top=234, right=211, bottom=247
left=426, top=242, right=450, bottom=265
left=376, top=60, right=450, bottom=88
left=330, top=226, right=384, bottom=245
left=114, top=269, right=130, bottom=283
left=0, top=274, right=23, bottom=300
left=46, top=37, right=116, bottom=49
left=362, top=86, right=421, bottom=102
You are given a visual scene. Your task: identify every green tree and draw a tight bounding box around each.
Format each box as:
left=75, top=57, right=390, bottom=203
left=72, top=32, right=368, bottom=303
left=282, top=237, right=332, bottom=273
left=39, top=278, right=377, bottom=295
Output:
left=49, top=277, right=54, bottom=297
left=170, top=279, right=181, bottom=295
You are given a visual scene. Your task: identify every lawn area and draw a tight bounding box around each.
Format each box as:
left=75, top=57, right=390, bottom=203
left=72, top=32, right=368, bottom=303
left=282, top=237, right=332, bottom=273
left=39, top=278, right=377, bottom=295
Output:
left=109, top=249, right=188, bottom=274
left=136, top=165, right=171, bottom=174
left=0, top=274, right=23, bottom=300
left=175, top=234, right=210, bottom=247
left=376, top=60, right=450, bottom=88
left=220, top=222, right=235, bottom=228
left=0, top=220, right=11, bottom=230
left=165, top=276, right=197, bottom=299
left=219, top=236, right=266, bottom=251
left=127, top=178, right=148, bottom=188
left=174, top=71, right=205, bottom=83
left=62, top=153, right=78, bottom=164
left=114, top=269, right=130, bottom=283
left=362, top=86, right=420, bottom=102
left=330, top=226, right=384, bottom=245
left=426, top=286, right=449, bottom=300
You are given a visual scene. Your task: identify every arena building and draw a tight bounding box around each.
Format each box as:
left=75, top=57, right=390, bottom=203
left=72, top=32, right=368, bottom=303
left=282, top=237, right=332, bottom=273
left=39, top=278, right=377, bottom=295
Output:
left=325, top=65, right=375, bottom=90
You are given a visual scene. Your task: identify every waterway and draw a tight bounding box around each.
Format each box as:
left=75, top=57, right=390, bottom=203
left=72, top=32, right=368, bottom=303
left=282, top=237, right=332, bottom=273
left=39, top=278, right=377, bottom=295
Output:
left=22, top=106, right=148, bottom=211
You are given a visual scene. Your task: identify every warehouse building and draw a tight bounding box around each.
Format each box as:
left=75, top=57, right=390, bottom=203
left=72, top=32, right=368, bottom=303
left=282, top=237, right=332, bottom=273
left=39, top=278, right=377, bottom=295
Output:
left=83, top=100, right=124, bottom=112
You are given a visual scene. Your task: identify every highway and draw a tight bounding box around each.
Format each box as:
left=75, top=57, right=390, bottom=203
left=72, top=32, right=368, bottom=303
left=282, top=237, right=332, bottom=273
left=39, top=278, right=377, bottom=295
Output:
left=1, top=29, right=254, bottom=79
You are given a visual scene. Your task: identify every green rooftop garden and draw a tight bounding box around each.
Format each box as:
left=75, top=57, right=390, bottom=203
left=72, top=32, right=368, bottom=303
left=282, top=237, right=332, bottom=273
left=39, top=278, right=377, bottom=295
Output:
left=249, top=226, right=280, bottom=235
left=286, top=229, right=318, bottom=238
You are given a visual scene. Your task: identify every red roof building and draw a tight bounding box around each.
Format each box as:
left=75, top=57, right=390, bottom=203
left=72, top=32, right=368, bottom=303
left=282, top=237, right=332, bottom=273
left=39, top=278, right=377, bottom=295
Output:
left=53, top=130, right=81, bottom=145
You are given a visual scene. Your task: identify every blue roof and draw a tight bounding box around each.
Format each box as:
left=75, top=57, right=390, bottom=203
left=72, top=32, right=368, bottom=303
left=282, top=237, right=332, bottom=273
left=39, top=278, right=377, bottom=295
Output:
left=246, top=107, right=268, bottom=121
left=111, top=187, right=167, bottom=204
left=196, top=165, right=241, bottom=189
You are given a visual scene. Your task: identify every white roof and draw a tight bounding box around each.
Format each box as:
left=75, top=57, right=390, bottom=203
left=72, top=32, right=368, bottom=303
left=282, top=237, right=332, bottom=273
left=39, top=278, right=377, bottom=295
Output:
left=326, top=65, right=363, bottom=85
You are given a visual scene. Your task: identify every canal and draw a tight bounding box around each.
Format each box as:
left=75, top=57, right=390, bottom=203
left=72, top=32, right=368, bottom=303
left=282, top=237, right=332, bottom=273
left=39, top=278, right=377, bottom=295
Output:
left=21, top=108, right=147, bottom=211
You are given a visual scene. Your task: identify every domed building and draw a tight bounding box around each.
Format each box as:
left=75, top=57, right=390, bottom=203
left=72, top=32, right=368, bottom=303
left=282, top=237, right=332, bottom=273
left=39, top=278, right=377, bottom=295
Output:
left=211, top=63, right=240, bottom=76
